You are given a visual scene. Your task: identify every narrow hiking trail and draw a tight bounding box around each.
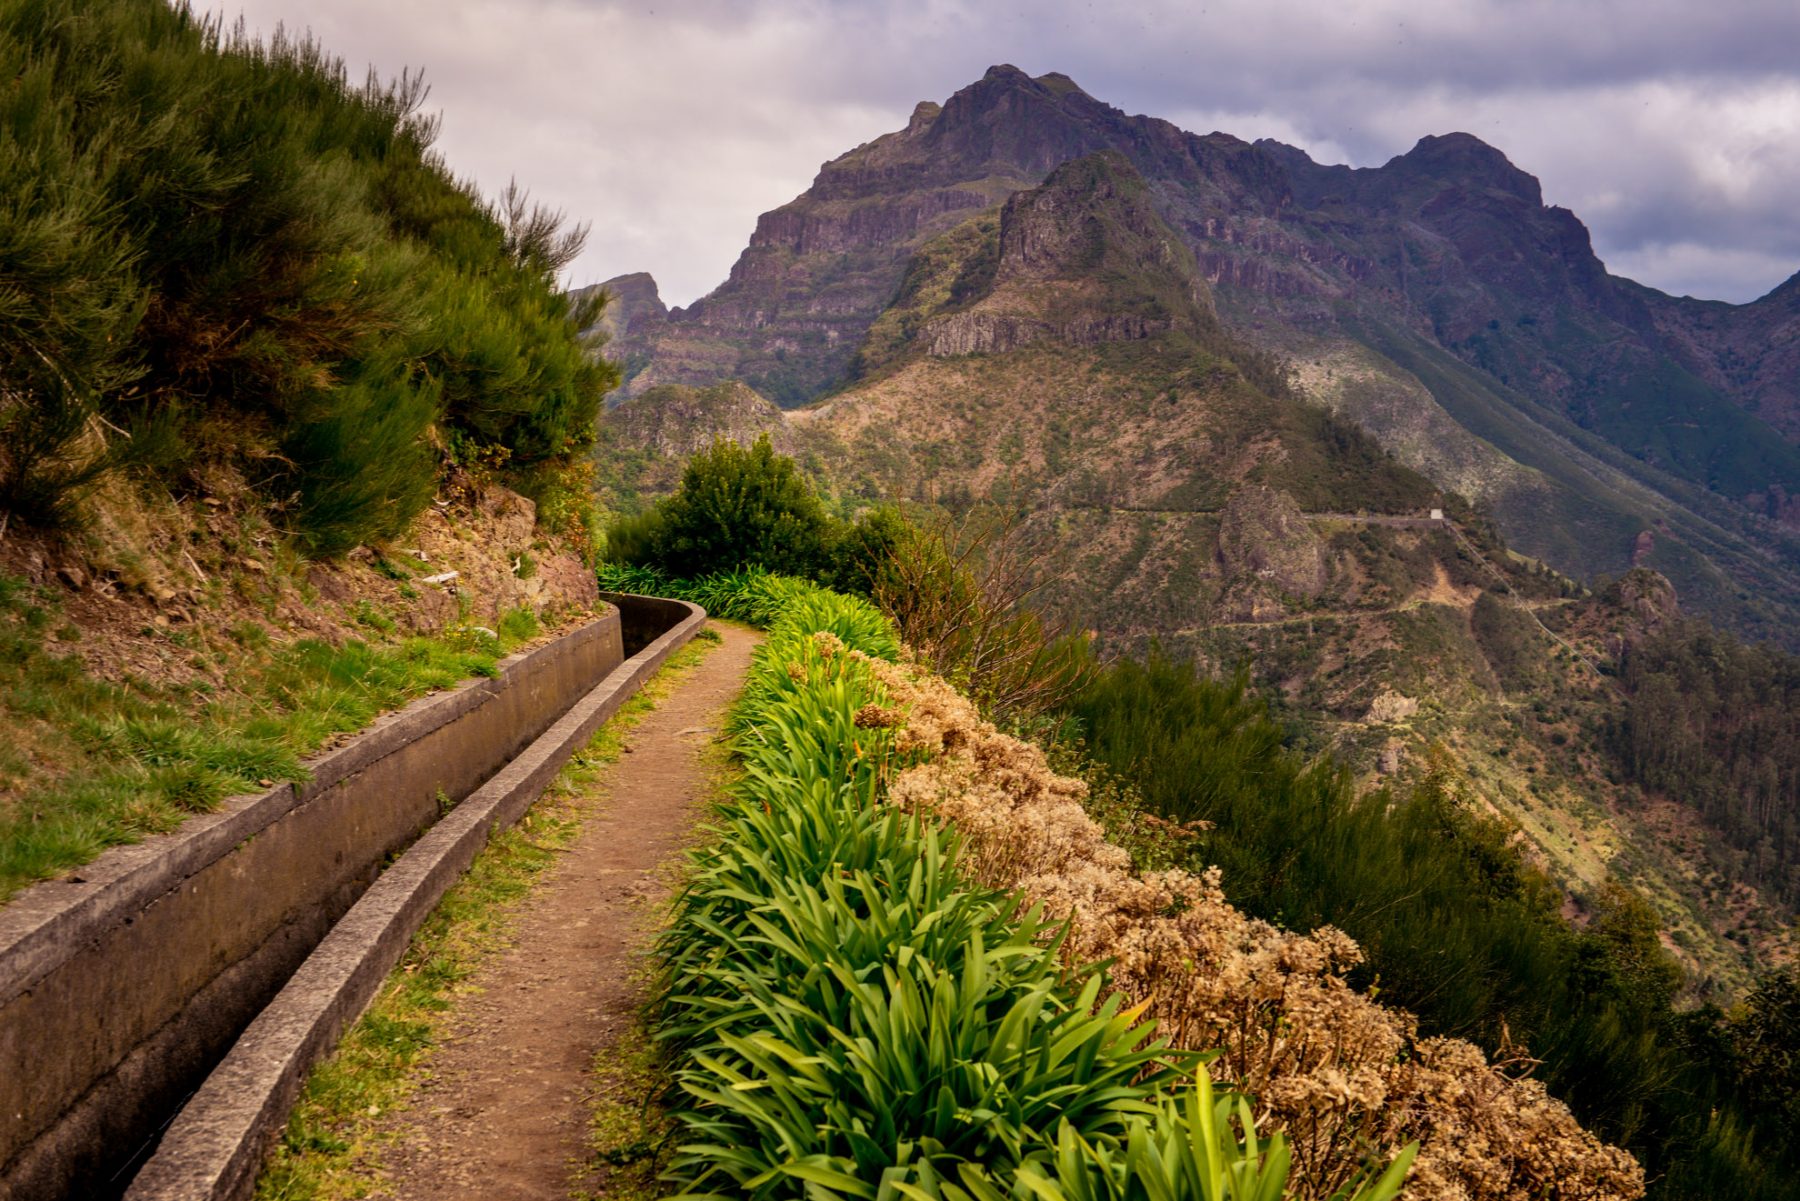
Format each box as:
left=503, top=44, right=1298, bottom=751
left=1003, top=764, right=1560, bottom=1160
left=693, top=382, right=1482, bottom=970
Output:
left=369, top=622, right=759, bottom=1201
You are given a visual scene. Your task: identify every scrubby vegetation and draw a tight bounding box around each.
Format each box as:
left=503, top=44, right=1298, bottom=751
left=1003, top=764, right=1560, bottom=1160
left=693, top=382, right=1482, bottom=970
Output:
left=883, top=649, right=1634, bottom=1200
left=0, top=0, right=612, bottom=552
left=648, top=572, right=1413, bottom=1199
left=1068, top=655, right=1796, bottom=1200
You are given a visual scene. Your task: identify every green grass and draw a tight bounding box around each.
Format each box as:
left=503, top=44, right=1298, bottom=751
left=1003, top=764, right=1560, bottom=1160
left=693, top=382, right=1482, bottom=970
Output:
left=253, top=633, right=717, bottom=1201
left=0, top=572, right=558, bottom=900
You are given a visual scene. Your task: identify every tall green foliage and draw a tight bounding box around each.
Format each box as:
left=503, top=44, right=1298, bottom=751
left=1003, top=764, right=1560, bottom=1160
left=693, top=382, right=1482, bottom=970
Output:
left=604, top=438, right=905, bottom=594
left=652, top=577, right=1412, bottom=1200
left=1069, top=654, right=1796, bottom=1200
left=608, top=435, right=834, bottom=578
left=0, top=0, right=614, bottom=550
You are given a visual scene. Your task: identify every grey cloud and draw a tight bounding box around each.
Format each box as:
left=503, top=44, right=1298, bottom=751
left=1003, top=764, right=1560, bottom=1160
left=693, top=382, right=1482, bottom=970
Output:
left=211, top=0, right=1800, bottom=304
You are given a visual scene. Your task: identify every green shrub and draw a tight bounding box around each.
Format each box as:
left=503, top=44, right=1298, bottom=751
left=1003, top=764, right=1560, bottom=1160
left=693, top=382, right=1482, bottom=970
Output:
left=603, top=435, right=834, bottom=578
left=1069, top=653, right=1796, bottom=1199
left=0, top=0, right=613, bottom=548
left=827, top=502, right=909, bottom=597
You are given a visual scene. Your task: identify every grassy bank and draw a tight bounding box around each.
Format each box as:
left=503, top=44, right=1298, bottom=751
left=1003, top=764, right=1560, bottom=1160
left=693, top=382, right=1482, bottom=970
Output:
left=0, top=571, right=551, bottom=900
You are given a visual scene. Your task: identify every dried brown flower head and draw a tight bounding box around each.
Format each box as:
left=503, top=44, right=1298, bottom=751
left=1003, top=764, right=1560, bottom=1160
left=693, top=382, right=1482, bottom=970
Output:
left=868, top=657, right=1645, bottom=1201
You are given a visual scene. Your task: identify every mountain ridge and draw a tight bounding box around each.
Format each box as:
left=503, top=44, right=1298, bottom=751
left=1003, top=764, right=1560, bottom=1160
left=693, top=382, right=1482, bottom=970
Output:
left=594, top=66, right=1800, bottom=648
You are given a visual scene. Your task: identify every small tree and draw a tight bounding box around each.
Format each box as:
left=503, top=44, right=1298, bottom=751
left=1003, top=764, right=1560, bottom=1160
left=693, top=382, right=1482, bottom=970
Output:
left=629, top=435, right=833, bottom=578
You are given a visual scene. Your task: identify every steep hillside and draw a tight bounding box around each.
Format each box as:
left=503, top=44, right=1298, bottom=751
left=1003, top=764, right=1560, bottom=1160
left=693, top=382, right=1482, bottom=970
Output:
left=0, top=1, right=614, bottom=900
left=596, top=65, right=1800, bottom=648
left=601, top=153, right=1796, bottom=999
left=595, top=379, right=792, bottom=507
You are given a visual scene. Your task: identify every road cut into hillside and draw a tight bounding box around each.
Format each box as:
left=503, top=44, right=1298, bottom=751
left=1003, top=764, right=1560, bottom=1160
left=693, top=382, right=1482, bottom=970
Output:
left=364, top=622, right=758, bottom=1200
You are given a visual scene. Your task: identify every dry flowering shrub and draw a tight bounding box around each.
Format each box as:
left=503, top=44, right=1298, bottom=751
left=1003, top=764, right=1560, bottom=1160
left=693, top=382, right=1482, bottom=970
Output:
left=868, top=656, right=1645, bottom=1201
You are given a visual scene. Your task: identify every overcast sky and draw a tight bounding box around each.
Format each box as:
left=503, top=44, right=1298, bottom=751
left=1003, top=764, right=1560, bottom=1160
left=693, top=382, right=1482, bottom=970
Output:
left=211, top=0, right=1800, bottom=307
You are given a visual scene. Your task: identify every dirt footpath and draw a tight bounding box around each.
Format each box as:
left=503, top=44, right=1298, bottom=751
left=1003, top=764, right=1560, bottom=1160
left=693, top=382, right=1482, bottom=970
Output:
left=372, top=622, right=758, bottom=1200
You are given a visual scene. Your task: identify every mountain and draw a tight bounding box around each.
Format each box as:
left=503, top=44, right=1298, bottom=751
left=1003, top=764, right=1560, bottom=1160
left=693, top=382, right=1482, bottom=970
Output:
left=598, top=65, right=1800, bottom=649
left=602, top=146, right=1800, bottom=991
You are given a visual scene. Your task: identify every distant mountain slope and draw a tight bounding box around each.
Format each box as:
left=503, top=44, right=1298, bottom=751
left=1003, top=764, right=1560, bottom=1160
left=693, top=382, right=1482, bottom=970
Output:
left=603, top=156, right=1795, bottom=995
left=595, top=65, right=1800, bottom=647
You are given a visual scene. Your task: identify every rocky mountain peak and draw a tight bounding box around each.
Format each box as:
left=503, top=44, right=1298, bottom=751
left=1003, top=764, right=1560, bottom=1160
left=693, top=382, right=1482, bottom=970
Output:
left=905, top=100, right=941, bottom=134
left=993, top=151, right=1201, bottom=300
left=577, top=271, right=668, bottom=354
left=916, top=64, right=1122, bottom=181
left=917, top=151, right=1213, bottom=357
left=1762, top=268, right=1800, bottom=308
left=596, top=272, right=665, bottom=320
left=1391, top=132, right=1543, bottom=206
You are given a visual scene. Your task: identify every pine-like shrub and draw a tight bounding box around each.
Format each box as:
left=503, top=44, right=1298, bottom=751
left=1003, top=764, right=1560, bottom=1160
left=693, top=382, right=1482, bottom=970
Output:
left=0, top=0, right=614, bottom=547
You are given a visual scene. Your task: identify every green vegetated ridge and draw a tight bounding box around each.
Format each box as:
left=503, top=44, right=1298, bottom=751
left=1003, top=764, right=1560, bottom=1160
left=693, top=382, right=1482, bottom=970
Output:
left=1071, top=655, right=1795, bottom=1200
left=0, top=2, right=620, bottom=896
left=607, top=567, right=1412, bottom=1200
left=0, top=0, right=614, bottom=553
left=1330, top=316, right=1800, bottom=644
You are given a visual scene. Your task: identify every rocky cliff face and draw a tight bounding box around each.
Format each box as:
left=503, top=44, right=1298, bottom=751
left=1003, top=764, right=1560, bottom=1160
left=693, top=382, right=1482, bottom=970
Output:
left=594, top=64, right=1800, bottom=649
left=599, top=65, right=1279, bottom=405
left=917, top=151, right=1216, bottom=358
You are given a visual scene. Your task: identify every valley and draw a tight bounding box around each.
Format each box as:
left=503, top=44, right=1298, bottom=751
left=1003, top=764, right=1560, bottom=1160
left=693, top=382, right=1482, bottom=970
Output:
left=594, top=73, right=1800, bottom=1004
left=3, top=10, right=1796, bottom=1199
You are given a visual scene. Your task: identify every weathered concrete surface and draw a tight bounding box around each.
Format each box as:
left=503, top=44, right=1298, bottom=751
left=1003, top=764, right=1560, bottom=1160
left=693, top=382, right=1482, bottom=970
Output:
left=0, top=608, right=630, bottom=1201
left=121, top=595, right=705, bottom=1201
left=607, top=590, right=700, bottom=656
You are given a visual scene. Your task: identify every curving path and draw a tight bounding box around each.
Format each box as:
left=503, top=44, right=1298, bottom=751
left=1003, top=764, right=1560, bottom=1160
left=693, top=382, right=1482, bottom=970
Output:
left=369, top=621, right=758, bottom=1200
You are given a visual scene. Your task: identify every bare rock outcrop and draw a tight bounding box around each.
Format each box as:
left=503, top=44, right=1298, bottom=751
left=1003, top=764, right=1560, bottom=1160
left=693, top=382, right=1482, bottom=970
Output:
left=1217, top=484, right=1327, bottom=598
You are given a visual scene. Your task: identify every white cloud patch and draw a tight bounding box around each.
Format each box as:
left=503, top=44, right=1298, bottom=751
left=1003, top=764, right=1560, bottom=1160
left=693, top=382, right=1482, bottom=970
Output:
left=211, top=0, right=1800, bottom=304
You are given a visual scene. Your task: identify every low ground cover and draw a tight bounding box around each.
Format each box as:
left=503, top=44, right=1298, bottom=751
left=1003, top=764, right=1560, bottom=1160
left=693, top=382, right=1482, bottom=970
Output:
left=641, top=570, right=1399, bottom=1200
left=0, top=571, right=549, bottom=899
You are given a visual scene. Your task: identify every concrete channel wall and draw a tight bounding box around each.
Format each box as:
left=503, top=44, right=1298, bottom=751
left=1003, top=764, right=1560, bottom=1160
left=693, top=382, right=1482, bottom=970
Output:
left=0, top=598, right=697, bottom=1201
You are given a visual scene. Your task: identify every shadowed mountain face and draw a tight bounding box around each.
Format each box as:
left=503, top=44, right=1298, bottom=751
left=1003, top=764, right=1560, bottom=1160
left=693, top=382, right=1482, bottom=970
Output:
left=599, top=65, right=1800, bottom=646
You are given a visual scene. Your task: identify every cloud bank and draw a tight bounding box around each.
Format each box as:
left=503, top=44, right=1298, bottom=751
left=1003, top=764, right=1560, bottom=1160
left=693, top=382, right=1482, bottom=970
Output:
left=211, top=0, right=1800, bottom=306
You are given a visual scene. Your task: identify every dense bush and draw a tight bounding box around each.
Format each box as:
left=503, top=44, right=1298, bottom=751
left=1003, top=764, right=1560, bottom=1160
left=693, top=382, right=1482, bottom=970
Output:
left=0, top=0, right=614, bottom=550
left=605, top=436, right=835, bottom=578
left=1069, top=654, right=1797, bottom=1200
left=602, top=438, right=916, bottom=599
